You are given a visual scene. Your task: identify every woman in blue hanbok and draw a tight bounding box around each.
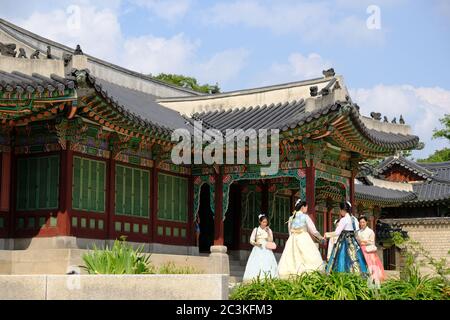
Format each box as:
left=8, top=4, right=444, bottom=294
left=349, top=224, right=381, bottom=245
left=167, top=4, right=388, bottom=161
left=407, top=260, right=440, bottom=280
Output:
left=324, top=202, right=368, bottom=275
left=242, top=214, right=278, bottom=281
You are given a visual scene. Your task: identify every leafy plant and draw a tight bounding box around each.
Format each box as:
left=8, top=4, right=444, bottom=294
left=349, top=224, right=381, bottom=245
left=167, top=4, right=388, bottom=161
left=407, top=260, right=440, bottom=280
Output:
left=230, top=271, right=449, bottom=300
left=153, top=73, right=220, bottom=94
left=157, top=262, right=202, bottom=274
left=81, top=236, right=152, bottom=274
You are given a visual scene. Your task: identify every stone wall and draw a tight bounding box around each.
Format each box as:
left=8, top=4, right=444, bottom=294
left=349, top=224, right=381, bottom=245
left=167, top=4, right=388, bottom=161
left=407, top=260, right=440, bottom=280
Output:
left=382, top=217, right=450, bottom=273
left=0, top=274, right=228, bottom=300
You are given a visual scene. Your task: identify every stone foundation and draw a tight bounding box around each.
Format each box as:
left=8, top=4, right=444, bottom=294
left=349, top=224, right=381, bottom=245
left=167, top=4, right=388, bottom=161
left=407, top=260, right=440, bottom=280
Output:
left=0, top=274, right=228, bottom=300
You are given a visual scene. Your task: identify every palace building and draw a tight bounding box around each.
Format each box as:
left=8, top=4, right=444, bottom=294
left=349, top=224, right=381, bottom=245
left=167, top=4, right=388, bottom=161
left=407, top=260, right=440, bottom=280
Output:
left=1, top=18, right=438, bottom=271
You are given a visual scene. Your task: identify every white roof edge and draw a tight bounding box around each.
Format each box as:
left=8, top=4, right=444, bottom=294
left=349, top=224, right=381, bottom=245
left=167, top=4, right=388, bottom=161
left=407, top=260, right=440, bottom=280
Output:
left=0, top=18, right=201, bottom=97
left=158, top=75, right=337, bottom=102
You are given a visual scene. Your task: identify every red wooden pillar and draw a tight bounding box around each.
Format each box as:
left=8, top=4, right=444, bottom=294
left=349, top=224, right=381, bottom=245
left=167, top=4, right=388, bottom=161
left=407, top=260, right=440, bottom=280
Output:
left=213, top=171, right=224, bottom=246
left=107, top=157, right=115, bottom=240
left=305, top=164, right=316, bottom=222
left=349, top=172, right=356, bottom=213
left=0, top=151, right=11, bottom=212
left=57, top=143, right=73, bottom=236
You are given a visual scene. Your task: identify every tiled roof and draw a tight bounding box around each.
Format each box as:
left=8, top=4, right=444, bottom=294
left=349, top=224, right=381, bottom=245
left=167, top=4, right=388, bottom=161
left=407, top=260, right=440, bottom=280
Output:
left=87, top=74, right=192, bottom=133
left=420, top=161, right=450, bottom=183
left=191, top=100, right=306, bottom=131
left=411, top=182, right=450, bottom=203
left=0, top=70, right=75, bottom=94
left=377, top=156, right=433, bottom=180
left=193, top=101, right=420, bottom=151
left=355, top=184, right=416, bottom=203
left=359, top=157, right=450, bottom=204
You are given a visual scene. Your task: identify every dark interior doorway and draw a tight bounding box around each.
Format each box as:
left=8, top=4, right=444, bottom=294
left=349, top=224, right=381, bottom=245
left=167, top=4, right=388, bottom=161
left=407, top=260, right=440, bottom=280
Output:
left=224, top=184, right=241, bottom=250
left=198, top=184, right=214, bottom=253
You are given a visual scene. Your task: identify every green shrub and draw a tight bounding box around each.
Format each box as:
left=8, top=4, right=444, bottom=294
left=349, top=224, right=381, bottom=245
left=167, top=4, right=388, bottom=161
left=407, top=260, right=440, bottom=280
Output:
left=82, top=237, right=152, bottom=274
left=157, top=262, right=202, bottom=274
left=230, top=271, right=449, bottom=300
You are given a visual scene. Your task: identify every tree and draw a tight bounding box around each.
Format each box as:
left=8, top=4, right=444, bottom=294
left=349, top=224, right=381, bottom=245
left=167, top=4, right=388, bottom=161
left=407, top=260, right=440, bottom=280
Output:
left=417, top=148, right=450, bottom=163
left=153, top=73, right=220, bottom=94
left=432, top=114, right=450, bottom=141
left=418, top=114, right=450, bottom=163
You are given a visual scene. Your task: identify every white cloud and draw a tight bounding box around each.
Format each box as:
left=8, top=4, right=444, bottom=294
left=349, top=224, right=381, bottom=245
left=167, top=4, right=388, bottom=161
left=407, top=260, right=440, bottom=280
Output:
left=123, top=34, right=199, bottom=75
left=203, top=0, right=385, bottom=45
left=350, top=85, right=450, bottom=159
left=16, top=2, right=123, bottom=62
left=254, top=52, right=332, bottom=86
left=131, top=0, right=192, bottom=23
left=195, top=48, right=250, bottom=87
left=8, top=1, right=248, bottom=89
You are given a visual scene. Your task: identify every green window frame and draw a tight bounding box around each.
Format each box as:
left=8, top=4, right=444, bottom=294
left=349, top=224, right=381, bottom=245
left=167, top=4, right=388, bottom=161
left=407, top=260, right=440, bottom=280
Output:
left=115, top=164, right=150, bottom=217
left=270, top=195, right=291, bottom=233
left=16, top=155, right=60, bottom=210
left=157, top=173, right=188, bottom=222
left=72, top=157, right=106, bottom=213
left=242, top=191, right=262, bottom=230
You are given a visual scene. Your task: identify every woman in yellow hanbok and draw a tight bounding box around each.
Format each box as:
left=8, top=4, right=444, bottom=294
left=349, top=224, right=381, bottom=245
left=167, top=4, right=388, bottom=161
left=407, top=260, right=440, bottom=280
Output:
left=278, top=199, right=325, bottom=278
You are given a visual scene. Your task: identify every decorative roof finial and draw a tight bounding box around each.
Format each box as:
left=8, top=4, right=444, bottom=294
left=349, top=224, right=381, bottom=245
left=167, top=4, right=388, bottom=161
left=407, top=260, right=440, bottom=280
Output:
left=74, top=44, right=84, bottom=55
left=383, top=116, right=388, bottom=122
left=322, top=68, right=335, bottom=77
left=399, top=115, right=405, bottom=124
left=46, top=45, right=52, bottom=59
left=391, top=117, right=397, bottom=124
left=370, top=112, right=381, bottom=121
left=310, top=86, right=318, bottom=97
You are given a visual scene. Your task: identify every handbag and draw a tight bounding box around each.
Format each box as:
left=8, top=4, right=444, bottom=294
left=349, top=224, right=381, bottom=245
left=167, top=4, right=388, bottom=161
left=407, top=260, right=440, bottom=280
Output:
left=265, top=241, right=277, bottom=250
left=365, top=244, right=377, bottom=253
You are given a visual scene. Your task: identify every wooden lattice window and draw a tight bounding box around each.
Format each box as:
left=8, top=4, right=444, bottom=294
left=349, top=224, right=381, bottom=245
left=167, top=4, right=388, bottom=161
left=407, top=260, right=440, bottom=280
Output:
left=16, top=155, right=60, bottom=210
left=242, top=191, right=262, bottom=230
left=271, top=195, right=290, bottom=233
left=115, top=165, right=150, bottom=217
left=157, top=173, right=188, bottom=222
left=72, top=157, right=106, bottom=213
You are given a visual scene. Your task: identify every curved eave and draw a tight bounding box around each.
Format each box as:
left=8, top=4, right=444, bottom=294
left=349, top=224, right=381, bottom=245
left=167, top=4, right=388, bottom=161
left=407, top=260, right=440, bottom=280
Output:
left=76, top=69, right=175, bottom=144
left=280, top=103, right=419, bottom=157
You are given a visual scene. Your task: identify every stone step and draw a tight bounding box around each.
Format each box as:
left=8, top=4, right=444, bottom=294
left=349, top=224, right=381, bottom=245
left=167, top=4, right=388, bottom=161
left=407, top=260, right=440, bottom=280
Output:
left=230, top=264, right=245, bottom=272
left=229, top=276, right=243, bottom=284
left=230, top=274, right=244, bottom=280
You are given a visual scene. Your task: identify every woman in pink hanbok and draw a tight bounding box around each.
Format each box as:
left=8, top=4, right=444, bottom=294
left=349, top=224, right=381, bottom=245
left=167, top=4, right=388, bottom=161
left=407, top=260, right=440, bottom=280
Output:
left=356, top=216, right=385, bottom=283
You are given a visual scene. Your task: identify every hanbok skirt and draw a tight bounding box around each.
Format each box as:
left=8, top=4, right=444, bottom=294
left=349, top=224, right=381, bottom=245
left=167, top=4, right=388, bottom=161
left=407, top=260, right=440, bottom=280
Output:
left=326, top=231, right=368, bottom=275
left=242, top=240, right=278, bottom=281
left=277, top=230, right=324, bottom=278
left=361, top=245, right=385, bottom=282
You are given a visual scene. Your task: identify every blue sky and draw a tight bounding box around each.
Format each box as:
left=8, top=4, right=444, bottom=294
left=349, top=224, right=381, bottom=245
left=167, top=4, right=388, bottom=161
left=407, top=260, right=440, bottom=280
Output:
left=1, top=0, right=449, bottom=159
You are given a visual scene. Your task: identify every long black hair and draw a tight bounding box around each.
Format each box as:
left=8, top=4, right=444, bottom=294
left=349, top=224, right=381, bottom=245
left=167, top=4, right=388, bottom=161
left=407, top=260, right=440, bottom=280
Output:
left=294, top=199, right=308, bottom=212
left=339, top=201, right=352, bottom=214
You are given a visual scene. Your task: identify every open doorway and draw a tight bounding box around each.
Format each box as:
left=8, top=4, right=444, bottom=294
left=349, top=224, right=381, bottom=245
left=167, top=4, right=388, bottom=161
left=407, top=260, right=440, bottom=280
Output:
left=198, top=184, right=214, bottom=253
left=224, top=184, right=241, bottom=250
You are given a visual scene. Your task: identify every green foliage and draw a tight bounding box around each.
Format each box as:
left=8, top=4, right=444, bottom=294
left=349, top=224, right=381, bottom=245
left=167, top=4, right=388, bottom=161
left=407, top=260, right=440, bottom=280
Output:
left=82, top=236, right=152, bottom=274
left=81, top=237, right=202, bottom=275
left=154, top=73, right=220, bottom=94
left=231, top=234, right=449, bottom=300
left=230, top=271, right=449, bottom=300
left=432, top=114, right=450, bottom=141
left=418, top=148, right=450, bottom=163
left=157, top=262, right=201, bottom=274
left=418, top=114, right=450, bottom=163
